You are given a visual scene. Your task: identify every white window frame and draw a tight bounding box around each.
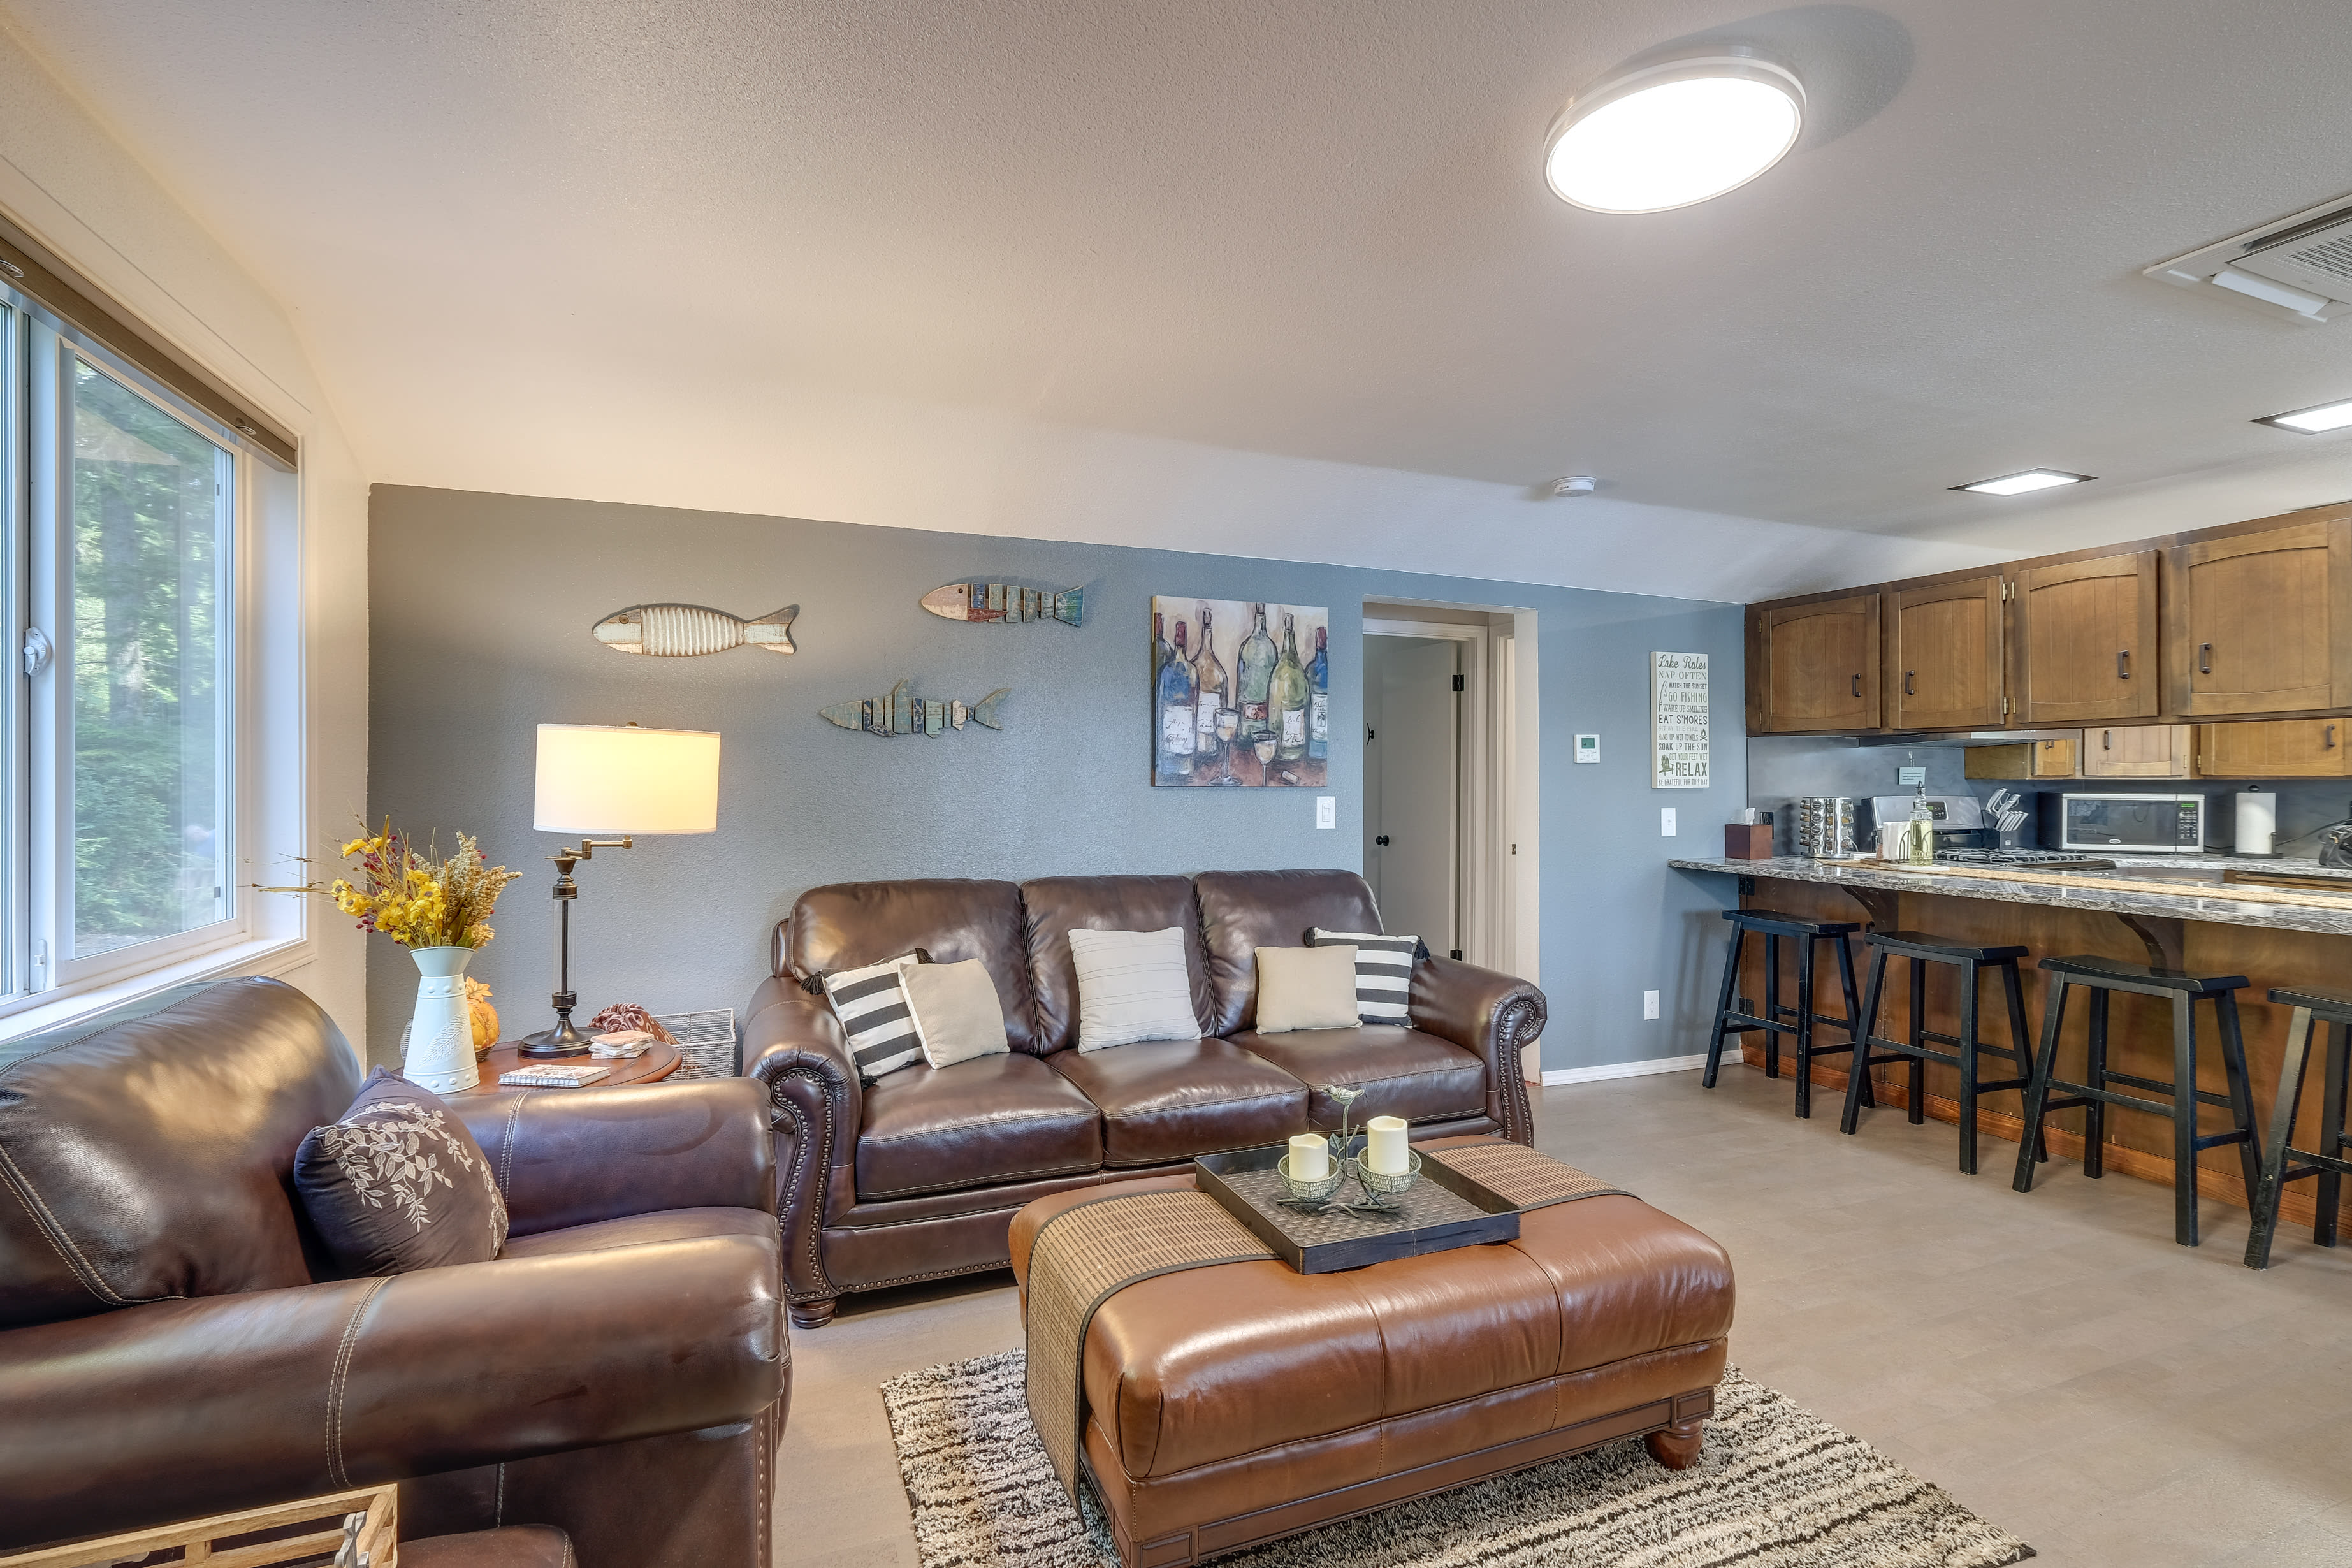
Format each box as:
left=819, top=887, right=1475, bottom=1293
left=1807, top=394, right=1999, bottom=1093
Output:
left=0, top=282, right=303, bottom=1028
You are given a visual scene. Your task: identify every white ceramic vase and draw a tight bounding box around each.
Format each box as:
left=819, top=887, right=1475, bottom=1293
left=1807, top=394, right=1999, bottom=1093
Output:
left=403, top=945, right=481, bottom=1093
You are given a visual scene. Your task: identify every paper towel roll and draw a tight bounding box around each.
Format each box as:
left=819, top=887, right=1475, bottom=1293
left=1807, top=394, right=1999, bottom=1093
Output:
left=2235, top=788, right=2276, bottom=857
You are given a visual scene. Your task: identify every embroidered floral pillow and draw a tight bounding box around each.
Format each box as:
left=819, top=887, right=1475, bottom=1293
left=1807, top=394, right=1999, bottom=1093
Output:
left=294, top=1066, right=509, bottom=1276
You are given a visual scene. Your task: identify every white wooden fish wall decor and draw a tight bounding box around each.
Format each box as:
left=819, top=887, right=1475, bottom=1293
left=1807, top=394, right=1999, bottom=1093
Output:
left=822, top=679, right=1008, bottom=736
left=921, top=582, right=1082, bottom=627
left=593, top=603, right=797, bottom=657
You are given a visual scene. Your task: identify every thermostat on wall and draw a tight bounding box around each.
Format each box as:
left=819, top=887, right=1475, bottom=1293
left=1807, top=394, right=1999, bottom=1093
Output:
left=1575, top=734, right=1599, bottom=764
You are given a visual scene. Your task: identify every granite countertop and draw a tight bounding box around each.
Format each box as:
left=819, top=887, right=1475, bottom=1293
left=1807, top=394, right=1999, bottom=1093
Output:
left=1666, top=854, right=2352, bottom=939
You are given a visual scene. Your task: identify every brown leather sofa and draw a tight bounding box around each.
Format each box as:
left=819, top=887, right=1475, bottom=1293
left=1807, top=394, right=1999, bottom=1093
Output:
left=0, top=976, right=788, bottom=1568
left=745, top=869, right=1546, bottom=1328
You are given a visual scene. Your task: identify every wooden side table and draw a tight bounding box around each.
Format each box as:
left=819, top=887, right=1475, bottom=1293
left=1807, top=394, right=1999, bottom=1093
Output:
left=458, top=1040, right=682, bottom=1093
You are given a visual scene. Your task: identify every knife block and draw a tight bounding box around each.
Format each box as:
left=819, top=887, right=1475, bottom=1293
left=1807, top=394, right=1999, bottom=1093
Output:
left=1724, top=824, right=1776, bottom=860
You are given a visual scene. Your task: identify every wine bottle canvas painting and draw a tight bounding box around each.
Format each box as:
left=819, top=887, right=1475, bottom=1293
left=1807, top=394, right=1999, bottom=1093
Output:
left=1152, top=597, right=1330, bottom=787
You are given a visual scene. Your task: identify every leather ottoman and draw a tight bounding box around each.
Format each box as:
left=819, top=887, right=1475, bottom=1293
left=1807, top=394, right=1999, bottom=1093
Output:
left=1008, top=1138, right=1734, bottom=1568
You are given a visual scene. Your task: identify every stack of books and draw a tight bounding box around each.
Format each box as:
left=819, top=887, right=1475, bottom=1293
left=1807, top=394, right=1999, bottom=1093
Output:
left=497, top=1062, right=611, bottom=1089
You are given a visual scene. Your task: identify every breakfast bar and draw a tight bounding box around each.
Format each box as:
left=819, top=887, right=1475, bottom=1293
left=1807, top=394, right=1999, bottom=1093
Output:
left=1670, top=852, right=2352, bottom=1237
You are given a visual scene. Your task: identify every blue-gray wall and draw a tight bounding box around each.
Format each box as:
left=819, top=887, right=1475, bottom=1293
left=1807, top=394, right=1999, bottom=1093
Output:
left=365, top=486, right=1748, bottom=1073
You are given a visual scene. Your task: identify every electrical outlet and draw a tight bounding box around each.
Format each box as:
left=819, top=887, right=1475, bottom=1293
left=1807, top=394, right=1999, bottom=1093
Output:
left=1660, top=808, right=1676, bottom=836
left=1315, top=795, right=1335, bottom=830
left=1643, top=989, right=1660, bottom=1020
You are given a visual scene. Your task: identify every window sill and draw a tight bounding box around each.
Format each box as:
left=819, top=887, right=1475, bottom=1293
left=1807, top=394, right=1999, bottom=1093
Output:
left=0, top=933, right=314, bottom=1043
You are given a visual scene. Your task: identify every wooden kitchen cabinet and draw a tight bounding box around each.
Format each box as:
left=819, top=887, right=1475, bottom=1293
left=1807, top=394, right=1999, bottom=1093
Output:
left=1749, top=593, right=1880, bottom=733
left=2079, top=724, right=2193, bottom=778
left=1885, top=574, right=2005, bottom=730
left=2011, top=551, right=2160, bottom=723
left=1964, top=736, right=2079, bottom=779
left=2195, top=720, right=2352, bottom=778
left=2165, top=516, right=2352, bottom=717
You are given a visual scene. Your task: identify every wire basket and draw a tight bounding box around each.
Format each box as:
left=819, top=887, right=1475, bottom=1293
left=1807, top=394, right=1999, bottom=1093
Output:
left=1277, top=1151, right=1345, bottom=1208
left=653, top=1008, right=739, bottom=1079
left=1348, top=1149, right=1423, bottom=1203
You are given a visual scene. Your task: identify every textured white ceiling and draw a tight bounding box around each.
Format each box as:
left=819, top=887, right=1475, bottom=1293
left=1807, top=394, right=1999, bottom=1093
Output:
left=6, top=0, right=2351, bottom=599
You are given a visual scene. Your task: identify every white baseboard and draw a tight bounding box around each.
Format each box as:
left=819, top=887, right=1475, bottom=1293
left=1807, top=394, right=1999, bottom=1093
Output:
left=1532, top=1052, right=1708, bottom=1087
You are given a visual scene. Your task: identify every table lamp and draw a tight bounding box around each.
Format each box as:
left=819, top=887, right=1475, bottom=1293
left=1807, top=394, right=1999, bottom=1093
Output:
left=524, top=722, right=721, bottom=1056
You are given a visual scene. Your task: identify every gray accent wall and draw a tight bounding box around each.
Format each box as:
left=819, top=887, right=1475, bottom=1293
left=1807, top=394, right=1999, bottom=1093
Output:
left=366, top=486, right=1748, bottom=1075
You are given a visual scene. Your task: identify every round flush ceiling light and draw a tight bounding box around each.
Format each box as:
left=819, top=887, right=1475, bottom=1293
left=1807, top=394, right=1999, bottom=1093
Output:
left=1544, top=50, right=1805, bottom=214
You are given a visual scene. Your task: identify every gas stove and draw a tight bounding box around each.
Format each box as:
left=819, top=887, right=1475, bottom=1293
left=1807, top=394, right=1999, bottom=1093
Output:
left=1936, top=848, right=2117, bottom=870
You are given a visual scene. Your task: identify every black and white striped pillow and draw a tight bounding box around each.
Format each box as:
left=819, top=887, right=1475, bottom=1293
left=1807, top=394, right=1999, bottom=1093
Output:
left=817, top=952, right=929, bottom=1082
left=1305, top=929, right=1426, bottom=1026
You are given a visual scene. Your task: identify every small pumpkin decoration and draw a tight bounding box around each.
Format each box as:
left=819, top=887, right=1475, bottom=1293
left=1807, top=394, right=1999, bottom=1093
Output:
left=465, top=977, right=500, bottom=1057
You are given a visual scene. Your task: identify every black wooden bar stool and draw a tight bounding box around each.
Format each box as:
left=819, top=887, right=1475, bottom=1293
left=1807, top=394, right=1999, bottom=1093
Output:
left=2010, top=955, right=2260, bottom=1247
left=1702, top=907, right=1868, bottom=1119
left=1836, top=929, right=2047, bottom=1175
left=2244, top=985, right=2352, bottom=1269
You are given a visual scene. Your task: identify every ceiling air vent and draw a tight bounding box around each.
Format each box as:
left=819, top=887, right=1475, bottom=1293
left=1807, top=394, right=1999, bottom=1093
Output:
left=2145, top=193, right=2352, bottom=324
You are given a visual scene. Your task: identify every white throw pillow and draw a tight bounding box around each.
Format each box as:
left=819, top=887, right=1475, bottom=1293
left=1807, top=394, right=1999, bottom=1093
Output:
left=1067, top=926, right=1203, bottom=1050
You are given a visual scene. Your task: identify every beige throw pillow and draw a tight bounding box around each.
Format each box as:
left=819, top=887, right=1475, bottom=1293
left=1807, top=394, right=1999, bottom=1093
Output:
left=901, top=958, right=1011, bottom=1068
left=1253, top=945, right=1361, bottom=1034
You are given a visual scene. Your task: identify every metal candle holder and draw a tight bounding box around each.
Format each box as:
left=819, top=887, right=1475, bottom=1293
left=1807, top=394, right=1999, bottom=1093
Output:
left=1347, top=1149, right=1423, bottom=1210
left=1277, top=1152, right=1345, bottom=1207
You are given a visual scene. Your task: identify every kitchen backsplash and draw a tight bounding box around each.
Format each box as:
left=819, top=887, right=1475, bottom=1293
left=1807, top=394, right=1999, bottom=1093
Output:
left=1746, top=734, right=2352, bottom=855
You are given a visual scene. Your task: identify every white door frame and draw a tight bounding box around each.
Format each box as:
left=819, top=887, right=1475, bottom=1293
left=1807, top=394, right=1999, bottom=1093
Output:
left=1365, top=618, right=1494, bottom=969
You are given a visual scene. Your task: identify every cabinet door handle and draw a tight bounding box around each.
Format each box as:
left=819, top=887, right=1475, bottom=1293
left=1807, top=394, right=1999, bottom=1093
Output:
left=1904, top=671, right=1915, bottom=696
left=2117, top=650, right=2130, bottom=680
left=1852, top=673, right=1862, bottom=698
left=2329, top=725, right=2339, bottom=751
left=2199, top=642, right=2213, bottom=675
left=2103, top=729, right=2112, bottom=750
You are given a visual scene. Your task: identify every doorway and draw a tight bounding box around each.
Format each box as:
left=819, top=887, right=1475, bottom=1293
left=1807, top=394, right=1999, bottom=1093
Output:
left=1363, top=635, right=1461, bottom=955
left=1362, top=605, right=1535, bottom=989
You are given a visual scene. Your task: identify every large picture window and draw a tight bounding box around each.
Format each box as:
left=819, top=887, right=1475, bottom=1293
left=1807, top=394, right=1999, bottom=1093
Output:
left=1, top=289, right=255, bottom=1005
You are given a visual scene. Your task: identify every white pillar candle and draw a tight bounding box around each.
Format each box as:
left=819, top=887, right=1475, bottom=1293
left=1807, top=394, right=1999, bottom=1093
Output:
left=1287, top=1132, right=1330, bottom=1181
left=1365, top=1115, right=1409, bottom=1176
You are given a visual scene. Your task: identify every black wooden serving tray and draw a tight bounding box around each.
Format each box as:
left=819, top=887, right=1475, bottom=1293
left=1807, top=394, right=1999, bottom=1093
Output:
left=1193, top=1140, right=1522, bottom=1274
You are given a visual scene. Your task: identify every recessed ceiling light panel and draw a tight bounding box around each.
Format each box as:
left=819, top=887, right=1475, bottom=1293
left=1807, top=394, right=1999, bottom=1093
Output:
left=1954, top=470, right=2095, bottom=497
left=1544, top=49, right=1804, bottom=214
left=2256, top=397, right=2352, bottom=433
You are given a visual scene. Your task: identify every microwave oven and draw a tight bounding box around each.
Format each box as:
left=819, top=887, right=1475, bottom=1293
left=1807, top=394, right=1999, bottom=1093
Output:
left=2040, top=793, right=2205, bottom=853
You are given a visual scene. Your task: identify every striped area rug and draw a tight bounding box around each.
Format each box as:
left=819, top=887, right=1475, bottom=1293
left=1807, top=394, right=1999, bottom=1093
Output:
left=880, top=1351, right=2032, bottom=1568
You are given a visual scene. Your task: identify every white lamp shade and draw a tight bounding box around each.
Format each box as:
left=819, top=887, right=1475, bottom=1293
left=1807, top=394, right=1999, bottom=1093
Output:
left=534, top=724, right=720, bottom=834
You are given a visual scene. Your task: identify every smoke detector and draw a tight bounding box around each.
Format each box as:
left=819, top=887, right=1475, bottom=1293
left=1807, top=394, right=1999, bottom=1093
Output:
left=2147, top=193, right=2352, bottom=324
left=1551, top=475, right=1601, bottom=497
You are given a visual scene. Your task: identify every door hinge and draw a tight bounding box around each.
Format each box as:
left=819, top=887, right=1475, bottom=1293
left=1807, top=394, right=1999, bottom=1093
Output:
left=1375, top=834, right=1391, bottom=846
left=2001, top=579, right=2014, bottom=601
left=1737, top=876, right=1758, bottom=896
left=1449, top=948, right=1463, bottom=960
left=1451, top=673, right=1465, bottom=691
left=2002, top=696, right=2012, bottom=719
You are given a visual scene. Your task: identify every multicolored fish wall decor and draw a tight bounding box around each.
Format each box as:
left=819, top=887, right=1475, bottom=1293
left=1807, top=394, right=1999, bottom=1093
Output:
left=822, top=679, right=1010, bottom=737
left=593, top=603, right=797, bottom=657
left=920, top=582, right=1083, bottom=627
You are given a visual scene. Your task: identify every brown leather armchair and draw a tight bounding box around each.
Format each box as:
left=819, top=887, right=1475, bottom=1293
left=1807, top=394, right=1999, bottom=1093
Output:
left=0, top=976, right=788, bottom=1567
left=747, top=869, right=1544, bottom=1327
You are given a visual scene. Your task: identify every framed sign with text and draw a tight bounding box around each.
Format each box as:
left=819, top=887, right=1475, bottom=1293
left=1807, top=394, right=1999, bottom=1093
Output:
left=1651, top=652, right=1709, bottom=790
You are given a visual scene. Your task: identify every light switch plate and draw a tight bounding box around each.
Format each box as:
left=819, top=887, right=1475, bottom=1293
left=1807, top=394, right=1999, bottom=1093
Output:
left=1575, top=733, right=1600, bottom=764
left=1643, top=989, right=1660, bottom=1020
left=1315, top=795, right=1336, bottom=830
left=1898, top=766, right=1927, bottom=787
left=1660, top=808, right=1677, bottom=836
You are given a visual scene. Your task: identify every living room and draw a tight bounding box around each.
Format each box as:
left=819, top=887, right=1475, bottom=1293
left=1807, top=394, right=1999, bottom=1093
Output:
left=2, top=6, right=2349, bottom=1568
